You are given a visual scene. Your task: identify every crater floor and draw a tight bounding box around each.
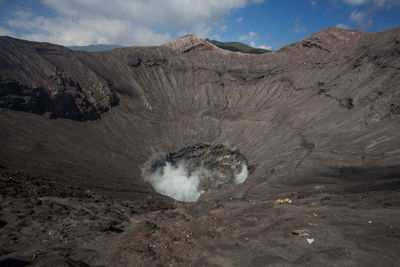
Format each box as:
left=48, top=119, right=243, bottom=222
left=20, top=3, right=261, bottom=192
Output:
left=144, top=143, right=251, bottom=202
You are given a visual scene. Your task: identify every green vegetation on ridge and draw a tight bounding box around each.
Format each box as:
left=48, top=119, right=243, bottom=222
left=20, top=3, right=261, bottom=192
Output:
left=67, top=44, right=123, bottom=52
left=207, top=39, right=271, bottom=54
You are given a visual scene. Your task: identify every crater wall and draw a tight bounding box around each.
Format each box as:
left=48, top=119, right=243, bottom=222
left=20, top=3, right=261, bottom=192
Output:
left=0, top=27, right=400, bottom=199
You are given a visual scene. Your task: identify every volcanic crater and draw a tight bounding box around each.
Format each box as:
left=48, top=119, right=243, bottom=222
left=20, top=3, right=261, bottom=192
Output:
left=1, top=27, right=400, bottom=266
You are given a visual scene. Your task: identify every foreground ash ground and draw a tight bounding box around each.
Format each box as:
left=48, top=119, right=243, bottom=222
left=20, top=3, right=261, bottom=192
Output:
left=0, top=27, right=400, bottom=266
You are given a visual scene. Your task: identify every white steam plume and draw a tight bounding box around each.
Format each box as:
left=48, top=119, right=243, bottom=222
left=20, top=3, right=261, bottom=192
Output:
left=145, top=163, right=210, bottom=202
left=234, top=163, right=248, bottom=184
left=143, top=159, right=250, bottom=202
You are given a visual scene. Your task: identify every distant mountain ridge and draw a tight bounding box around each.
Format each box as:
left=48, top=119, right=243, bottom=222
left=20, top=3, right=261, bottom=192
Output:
left=206, top=39, right=271, bottom=54
left=66, top=39, right=271, bottom=54
left=67, top=44, right=123, bottom=52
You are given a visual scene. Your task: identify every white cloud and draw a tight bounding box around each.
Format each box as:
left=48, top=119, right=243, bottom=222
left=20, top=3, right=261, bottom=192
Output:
left=344, top=0, right=398, bottom=30
left=293, top=17, right=306, bottom=33
left=310, top=1, right=317, bottom=6
left=191, top=24, right=212, bottom=38
left=259, top=44, right=273, bottom=50
left=345, top=0, right=369, bottom=4
left=14, top=10, right=33, bottom=20
left=344, top=0, right=390, bottom=6
left=211, top=34, right=221, bottom=40
left=237, top=16, right=244, bottom=22
left=42, top=0, right=249, bottom=26
left=350, top=10, right=365, bottom=23
left=249, top=41, right=272, bottom=50
left=177, top=25, right=215, bottom=40
left=336, top=23, right=350, bottom=29
left=0, top=27, right=14, bottom=36
left=5, top=0, right=262, bottom=46
left=220, top=25, right=228, bottom=32
left=350, top=10, right=373, bottom=29
left=9, top=15, right=171, bottom=46
left=239, top=31, right=258, bottom=41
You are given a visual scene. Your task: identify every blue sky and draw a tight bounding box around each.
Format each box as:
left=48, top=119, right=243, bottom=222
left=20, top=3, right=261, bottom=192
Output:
left=0, top=0, right=399, bottom=50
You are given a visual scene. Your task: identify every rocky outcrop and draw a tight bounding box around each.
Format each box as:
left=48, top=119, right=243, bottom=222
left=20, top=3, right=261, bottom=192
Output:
left=0, top=37, right=118, bottom=121
left=162, top=34, right=219, bottom=54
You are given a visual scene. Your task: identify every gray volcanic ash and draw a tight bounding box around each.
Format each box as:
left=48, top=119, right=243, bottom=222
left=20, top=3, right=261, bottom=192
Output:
left=0, top=27, right=400, bottom=266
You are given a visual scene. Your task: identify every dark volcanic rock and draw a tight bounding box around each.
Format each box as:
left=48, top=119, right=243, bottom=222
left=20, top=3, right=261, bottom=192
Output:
left=0, top=37, right=118, bottom=121
left=1, top=27, right=400, bottom=266
left=148, top=143, right=253, bottom=192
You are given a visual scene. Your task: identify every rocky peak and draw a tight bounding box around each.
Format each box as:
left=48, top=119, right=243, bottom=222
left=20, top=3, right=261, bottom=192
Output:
left=307, top=27, right=363, bottom=43
left=280, top=26, right=364, bottom=54
left=163, top=34, right=218, bottom=54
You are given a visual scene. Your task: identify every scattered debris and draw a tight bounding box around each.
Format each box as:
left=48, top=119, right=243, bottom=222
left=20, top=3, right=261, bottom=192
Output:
left=292, top=229, right=310, bottom=237
left=276, top=198, right=292, bottom=204
left=313, top=185, right=323, bottom=190
left=130, top=217, right=140, bottom=223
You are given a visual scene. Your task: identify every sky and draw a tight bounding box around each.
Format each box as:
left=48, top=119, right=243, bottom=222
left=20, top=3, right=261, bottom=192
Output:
left=0, top=0, right=399, bottom=50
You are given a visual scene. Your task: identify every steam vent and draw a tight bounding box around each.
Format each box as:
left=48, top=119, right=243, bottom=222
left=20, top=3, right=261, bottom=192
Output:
left=143, top=143, right=253, bottom=202
left=1, top=27, right=400, bottom=266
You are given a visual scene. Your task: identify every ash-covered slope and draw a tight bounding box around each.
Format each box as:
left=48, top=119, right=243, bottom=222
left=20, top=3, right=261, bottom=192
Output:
left=0, top=37, right=118, bottom=121
left=0, top=26, right=400, bottom=266
left=0, top=27, right=400, bottom=193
